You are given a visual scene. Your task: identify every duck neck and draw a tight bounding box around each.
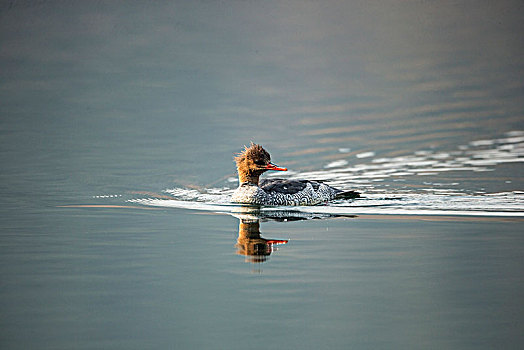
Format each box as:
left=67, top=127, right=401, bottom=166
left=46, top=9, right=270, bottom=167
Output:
left=238, top=171, right=260, bottom=186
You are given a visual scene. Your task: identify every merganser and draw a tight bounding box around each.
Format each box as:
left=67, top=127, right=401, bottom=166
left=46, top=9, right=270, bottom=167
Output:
left=231, top=143, right=360, bottom=206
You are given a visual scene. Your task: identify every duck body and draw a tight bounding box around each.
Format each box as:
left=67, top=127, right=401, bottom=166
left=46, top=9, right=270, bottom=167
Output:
left=232, top=178, right=350, bottom=206
left=231, top=143, right=359, bottom=206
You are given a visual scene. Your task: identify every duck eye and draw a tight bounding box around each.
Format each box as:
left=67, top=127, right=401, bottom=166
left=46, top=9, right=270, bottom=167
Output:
left=254, top=160, right=265, bottom=166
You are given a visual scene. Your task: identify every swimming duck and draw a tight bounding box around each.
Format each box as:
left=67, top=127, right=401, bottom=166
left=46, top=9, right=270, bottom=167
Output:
left=231, top=143, right=360, bottom=205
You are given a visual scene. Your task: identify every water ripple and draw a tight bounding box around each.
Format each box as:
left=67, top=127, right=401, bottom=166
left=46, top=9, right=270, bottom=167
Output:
left=128, top=191, right=524, bottom=218
left=287, top=131, right=523, bottom=188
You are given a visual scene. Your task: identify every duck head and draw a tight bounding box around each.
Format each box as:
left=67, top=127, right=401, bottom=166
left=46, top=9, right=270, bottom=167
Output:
left=235, top=143, right=287, bottom=185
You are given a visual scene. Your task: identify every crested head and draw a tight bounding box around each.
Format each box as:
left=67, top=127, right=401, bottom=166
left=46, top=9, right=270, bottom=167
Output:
left=235, top=143, right=271, bottom=167
left=234, top=143, right=275, bottom=185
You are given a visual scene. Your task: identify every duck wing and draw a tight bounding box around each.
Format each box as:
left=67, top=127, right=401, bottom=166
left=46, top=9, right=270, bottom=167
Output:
left=261, top=178, right=360, bottom=198
left=260, top=178, right=321, bottom=194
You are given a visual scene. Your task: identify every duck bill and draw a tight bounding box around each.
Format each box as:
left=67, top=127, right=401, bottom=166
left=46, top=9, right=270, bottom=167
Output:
left=265, top=162, right=287, bottom=171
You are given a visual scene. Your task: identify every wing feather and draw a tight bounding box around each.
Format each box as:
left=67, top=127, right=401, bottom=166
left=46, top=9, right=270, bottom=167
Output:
left=260, top=179, right=323, bottom=194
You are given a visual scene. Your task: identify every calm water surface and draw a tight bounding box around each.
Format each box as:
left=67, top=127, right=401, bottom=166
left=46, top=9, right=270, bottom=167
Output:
left=1, top=1, right=523, bottom=349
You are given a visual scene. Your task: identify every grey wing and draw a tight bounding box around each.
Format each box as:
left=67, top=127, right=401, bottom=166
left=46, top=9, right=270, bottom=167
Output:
left=260, top=178, right=321, bottom=194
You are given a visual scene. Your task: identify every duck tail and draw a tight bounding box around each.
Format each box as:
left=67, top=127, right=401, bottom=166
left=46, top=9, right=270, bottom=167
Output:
left=335, top=190, right=360, bottom=199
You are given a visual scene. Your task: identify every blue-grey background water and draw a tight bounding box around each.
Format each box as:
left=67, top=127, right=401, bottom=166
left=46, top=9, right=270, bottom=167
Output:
left=1, top=1, right=523, bottom=349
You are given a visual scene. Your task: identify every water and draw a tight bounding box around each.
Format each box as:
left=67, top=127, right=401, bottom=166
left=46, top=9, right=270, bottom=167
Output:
left=1, top=1, right=524, bottom=349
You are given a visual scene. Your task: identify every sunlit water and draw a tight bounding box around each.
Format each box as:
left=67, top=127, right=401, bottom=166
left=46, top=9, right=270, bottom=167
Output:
left=1, top=1, right=524, bottom=349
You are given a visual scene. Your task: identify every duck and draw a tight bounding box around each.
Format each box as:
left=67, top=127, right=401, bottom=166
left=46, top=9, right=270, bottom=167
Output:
left=231, top=143, right=360, bottom=206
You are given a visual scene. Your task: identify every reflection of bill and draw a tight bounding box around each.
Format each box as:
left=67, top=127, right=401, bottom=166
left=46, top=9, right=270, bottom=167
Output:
left=236, top=219, right=288, bottom=263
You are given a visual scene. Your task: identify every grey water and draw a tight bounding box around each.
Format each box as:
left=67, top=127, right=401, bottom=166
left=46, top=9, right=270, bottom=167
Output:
left=1, top=1, right=524, bottom=349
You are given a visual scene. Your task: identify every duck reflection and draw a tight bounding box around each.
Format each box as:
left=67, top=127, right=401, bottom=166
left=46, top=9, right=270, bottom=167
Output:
left=233, top=205, right=356, bottom=264
left=236, top=218, right=288, bottom=263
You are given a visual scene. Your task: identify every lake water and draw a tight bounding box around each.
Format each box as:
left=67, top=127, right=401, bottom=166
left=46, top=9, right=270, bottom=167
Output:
left=1, top=1, right=523, bottom=349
